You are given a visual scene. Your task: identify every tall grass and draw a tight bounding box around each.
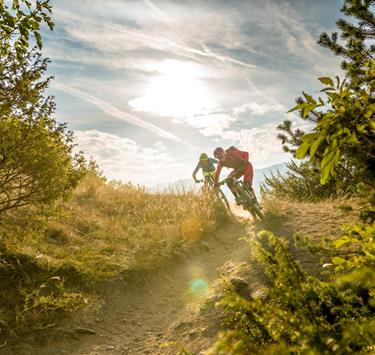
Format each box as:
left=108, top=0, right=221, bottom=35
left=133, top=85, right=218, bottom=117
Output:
left=0, top=173, right=228, bottom=341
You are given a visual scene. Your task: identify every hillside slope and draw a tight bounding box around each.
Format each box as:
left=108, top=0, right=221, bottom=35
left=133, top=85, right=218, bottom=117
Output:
left=4, top=198, right=359, bottom=355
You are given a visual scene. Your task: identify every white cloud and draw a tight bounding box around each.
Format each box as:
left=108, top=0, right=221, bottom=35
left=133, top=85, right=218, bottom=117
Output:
left=173, top=113, right=236, bottom=137
left=54, top=82, right=190, bottom=145
left=265, top=1, right=340, bottom=75
left=53, top=6, right=262, bottom=72
left=233, top=102, right=286, bottom=116
left=143, top=0, right=170, bottom=22
left=222, top=123, right=283, bottom=165
left=74, top=130, right=189, bottom=185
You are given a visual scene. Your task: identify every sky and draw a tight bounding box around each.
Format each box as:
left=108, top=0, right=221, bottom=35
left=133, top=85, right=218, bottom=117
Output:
left=42, top=0, right=344, bottom=186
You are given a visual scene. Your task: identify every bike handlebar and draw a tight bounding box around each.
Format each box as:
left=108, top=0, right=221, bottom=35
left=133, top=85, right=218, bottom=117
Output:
left=218, top=175, right=240, bottom=186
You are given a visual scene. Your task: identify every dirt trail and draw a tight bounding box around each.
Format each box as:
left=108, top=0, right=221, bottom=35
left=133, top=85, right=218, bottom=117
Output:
left=7, top=208, right=262, bottom=355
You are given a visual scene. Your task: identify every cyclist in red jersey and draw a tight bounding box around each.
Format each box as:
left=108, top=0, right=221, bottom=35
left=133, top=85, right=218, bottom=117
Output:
left=213, top=146, right=258, bottom=205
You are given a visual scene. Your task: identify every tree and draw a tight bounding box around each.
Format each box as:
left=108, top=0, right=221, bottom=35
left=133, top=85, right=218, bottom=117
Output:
left=0, top=2, right=87, bottom=216
left=276, top=0, right=375, bottom=190
left=318, top=0, right=375, bottom=87
left=292, top=66, right=374, bottom=186
left=0, top=0, right=54, bottom=58
left=0, top=49, right=86, bottom=215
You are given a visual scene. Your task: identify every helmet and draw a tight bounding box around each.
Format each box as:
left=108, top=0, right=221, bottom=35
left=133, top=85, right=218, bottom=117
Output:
left=213, top=147, right=224, bottom=159
left=200, top=153, right=208, bottom=161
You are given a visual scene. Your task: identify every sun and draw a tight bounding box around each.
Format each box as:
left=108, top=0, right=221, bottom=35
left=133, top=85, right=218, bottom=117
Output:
left=129, top=60, right=217, bottom=118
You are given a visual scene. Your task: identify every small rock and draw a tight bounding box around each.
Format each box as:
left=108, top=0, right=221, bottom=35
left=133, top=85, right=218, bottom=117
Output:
left=201, top=326, right=209, bottom=336
left=230, top=277, right=251, bottom=300
left=188, top=329, right=198, bottom=339
left=75, top=327, right=96, bottom=335
left=174, top=321, right=192, bottom=330
left=106, top=345, right=115, bottom=351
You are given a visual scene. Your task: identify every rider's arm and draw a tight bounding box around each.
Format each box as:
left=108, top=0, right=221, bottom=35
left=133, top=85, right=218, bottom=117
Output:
left=214, top=163, right=222, bottom=185
left=192, top=163, right=200, bottom=182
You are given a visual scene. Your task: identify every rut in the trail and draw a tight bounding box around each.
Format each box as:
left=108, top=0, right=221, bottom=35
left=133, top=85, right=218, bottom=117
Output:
left=8, top=211, right=263, bottom=355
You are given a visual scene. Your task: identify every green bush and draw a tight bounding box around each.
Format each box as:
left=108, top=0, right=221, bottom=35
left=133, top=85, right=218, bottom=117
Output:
left=210, top=230, right=375, bottom=354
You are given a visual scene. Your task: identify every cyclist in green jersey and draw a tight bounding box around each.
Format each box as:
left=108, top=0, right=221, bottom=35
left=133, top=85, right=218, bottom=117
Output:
left=192, top=153, right=219, bottom=184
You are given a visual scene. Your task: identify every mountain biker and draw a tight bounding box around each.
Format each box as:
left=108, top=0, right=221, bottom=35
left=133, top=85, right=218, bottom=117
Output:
left=192, top=153, right=219, bottom=185
left=213, top=146, right=259, bottom=206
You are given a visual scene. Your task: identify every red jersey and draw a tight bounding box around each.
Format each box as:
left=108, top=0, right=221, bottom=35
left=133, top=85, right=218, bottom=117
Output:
left=214, top=147, right=250, bottom=183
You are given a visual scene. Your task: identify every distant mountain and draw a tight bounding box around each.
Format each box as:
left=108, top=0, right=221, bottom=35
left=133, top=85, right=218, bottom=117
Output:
left=252, top=162, right=288, bottom=195
left=153, top=162, right=289, bottom=198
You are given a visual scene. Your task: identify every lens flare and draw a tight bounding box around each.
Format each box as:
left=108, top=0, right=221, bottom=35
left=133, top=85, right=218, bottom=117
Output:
left=189, top=277, right=209, bottom=297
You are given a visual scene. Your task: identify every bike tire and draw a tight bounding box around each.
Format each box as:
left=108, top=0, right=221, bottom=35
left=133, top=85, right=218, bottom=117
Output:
left=251, top=204, right=264, bottom=220
left=216, top=189, right=230, bottom=210
left=237, top=184, right=263, bottom=220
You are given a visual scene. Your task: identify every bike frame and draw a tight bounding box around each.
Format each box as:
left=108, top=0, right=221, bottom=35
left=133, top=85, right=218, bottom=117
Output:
left=219, top=174, right=263, bottom=219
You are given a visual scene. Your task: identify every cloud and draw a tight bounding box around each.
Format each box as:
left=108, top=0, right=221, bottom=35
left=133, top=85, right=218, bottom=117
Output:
left=173, top=113, right=236, bottom=137
left=143, top=0, right=170, bottom=21
left=222, top=123, right=284, bottom=165
left=265, top=1, right=339, bottom=75
left=52, top=5, right=263, bottom=72
left=233, top=102, right=286, bottom=116
left=53, top=82, right=190, bottom=145
left=74, top=130, right=190, bottom=185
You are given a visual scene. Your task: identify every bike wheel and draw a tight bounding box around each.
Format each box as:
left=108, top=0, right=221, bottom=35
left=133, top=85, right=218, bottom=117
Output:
left=251, top=204, right=264, bottom=220
left=237, top=185, right=263, bottom=220
left=215, top=189, right=230, bottom=210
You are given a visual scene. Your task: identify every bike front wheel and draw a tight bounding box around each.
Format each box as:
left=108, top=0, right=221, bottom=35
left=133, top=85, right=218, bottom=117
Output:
left=215, top=189, right=230, bottom=210
left=237, top=185, right=263, bottom=220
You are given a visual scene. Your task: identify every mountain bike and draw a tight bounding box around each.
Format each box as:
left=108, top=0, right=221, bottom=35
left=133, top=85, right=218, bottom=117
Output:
left=197, top=175, right=230, bottom=210
left=218, top=176, right=263, bottom=220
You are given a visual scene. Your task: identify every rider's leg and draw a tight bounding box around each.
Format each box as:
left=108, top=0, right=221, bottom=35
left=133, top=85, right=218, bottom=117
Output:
left=226, top=175, right=241, bottom=205
left=228, top=169, right=244, bottom=205
left=243, top=162, right=260, bottom=203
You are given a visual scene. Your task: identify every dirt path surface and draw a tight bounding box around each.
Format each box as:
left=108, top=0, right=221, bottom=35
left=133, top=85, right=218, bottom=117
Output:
left=5, top=208, right=263, bottom=355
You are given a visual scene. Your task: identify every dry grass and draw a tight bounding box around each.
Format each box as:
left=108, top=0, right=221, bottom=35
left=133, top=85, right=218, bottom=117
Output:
left=0, top=173, right=228, bottom=340
left=258, top=196, right=361, bottom=276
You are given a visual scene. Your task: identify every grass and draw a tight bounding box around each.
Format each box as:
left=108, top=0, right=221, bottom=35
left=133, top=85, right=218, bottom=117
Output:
left=208, top=195, right=368, bottom=354
left=0, top=173, right=228, bottom=342
left=257, top=196, right=361, bottom=276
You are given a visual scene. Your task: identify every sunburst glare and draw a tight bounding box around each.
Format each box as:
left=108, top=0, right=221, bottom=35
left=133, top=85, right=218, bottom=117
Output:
left=129, top=60, right=217, bottom=118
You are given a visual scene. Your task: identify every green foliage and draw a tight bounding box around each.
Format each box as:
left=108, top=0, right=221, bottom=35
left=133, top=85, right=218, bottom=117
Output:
left=291, top=64, right=374, bottom=185
left=210, top=231, right=375, bottom=354
left=0, top=0, right=54, bottom=58
left=0, top=49, right=87, bottom=216
left=0, top=250, right=89, bottom=340
left=214, top=2, right=375, bottom=354
left=262, top=160, right=350, bottom=201
left=318, top=0, right=375, bottom=87
left=274, top=0, right=375, bottom=200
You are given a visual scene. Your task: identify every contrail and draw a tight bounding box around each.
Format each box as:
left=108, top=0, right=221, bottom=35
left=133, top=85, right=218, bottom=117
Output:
left=143, top=0, right=169, bottom=21
left=54, top=82, right=191, bottom=146
left=55, top=9, right=262, bottom=71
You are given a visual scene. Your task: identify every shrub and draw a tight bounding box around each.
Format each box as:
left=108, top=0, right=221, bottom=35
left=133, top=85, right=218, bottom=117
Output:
left=210, top=230, right=375, bottom=354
